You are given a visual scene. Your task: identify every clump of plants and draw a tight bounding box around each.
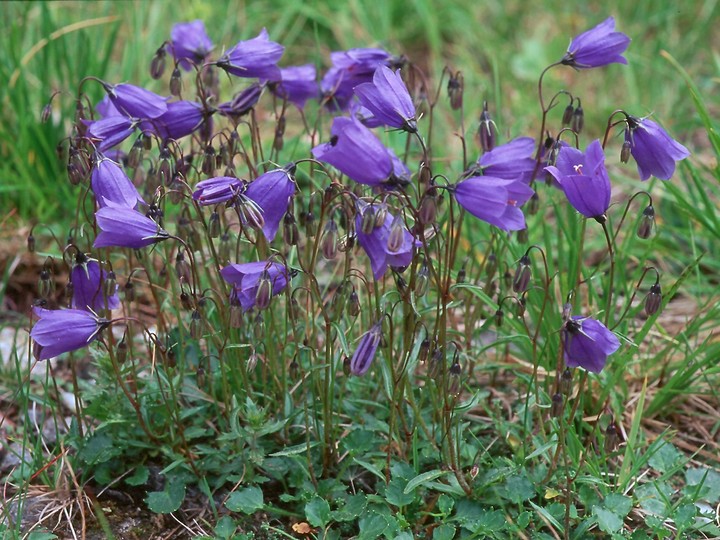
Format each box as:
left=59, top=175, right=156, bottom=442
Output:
left=11, top=15, right=711, bottom=539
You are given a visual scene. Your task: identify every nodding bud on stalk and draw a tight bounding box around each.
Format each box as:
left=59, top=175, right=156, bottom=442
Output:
left=415, top=262, right=429, bottom=297
left=169, top=68, right=182, bottom=97
left=517, top=228, right=528, bottom=244
left=247, top=351, right=259, bottom=372
left=180, top=290, right=192, bottom=310
left=604, top=422, right=619, bottom=453
left=150, top=47, right=166, bottom=80
left=175, top=251, right=192, bottom=283
left=189, top=310, right=202, bottom=339
left=27, top=233, right=35, bottom=253
left=637, top=205, right=655, bottom=239
left=67, top=147, right=89, bottom=185
left=478, top=101, right=496, bottom=152
left=572, top=103, right=584, bottom=133
left=562, top=103, right=574, bottom=126
left=560, top=367, right=573, bottom=395
left=157, top=147, right=173, bottom=186
left=360, top=205, right=377, bottom=235
left=128, top=136, right=145, bottom=169
left=255, top=271, right=273, bottom=310
left=322, top=220, right=338, bottom=260
left=449, top=361, right=462, bottom=395
left=386, top=215, right=405, bottom=253
left=620, top=131, right=632, bottom=163
left=350, top=322, right=383, bottom=376
left=124, top=279, right=135, bottom=302
left=273, top=116, right=286, bottom=152
left=551, top=393, right=564, bottom=418
left=447, top=71, right=463, bottom=110
left=41, top=103, right=53, bottom=124
left=219, top=233, right=231, bottom=262
left=202, top=145, right=216, bottom=175
left=562, top=302, right=573, bottom=320
left=517, top=296, right=526, bottom=317
left=485, top=253, right=497, bottom=280
left=229, top=293, right=242, bottom=328
left=512, top=255, right=532, bottom=293
left=645, top=282, right=662, bottom=316
left=103, top=270, right=117, bottom=298
left=116, top=335, right=128, bottom=363
left=494, top=308, right=504, bottom=327
left=342, top=356, right=351, bottom=376
left=528, top=192, right=540, bottom=215
left=283, top=212, right=299, bottom=246
left=304, top=211, right=316, bottom=237
left=348, top=289, right=360, bottom=317
left=418, top=188, right=438, bottom=225
left=419, top=337, right=430, bottom=364
left=38, top=268, right=54, bottom=299
left=208, top=211, right=221, bottom=238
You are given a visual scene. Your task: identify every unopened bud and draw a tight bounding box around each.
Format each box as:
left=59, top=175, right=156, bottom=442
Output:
left=485, top=253, right=497, bottom=280
left=562, top=302, right=573, bottom=320
left=561, top=103, right=574, bottom=126
left=528, top=192, right=540, bottom=215
left=342, top=355, right=352, bottom=376
left=418, top=189, right=438, bottom=225
left=305, top=211, right=316, bottom=238
left=208, top=211, right=221, bottom=238
left=41, top=103, right=53, bottom=124
left=290, top=357, right=300, bottom=377
left=189, top=310, right=202, bottom=339
left=103, top=270, right=117, bottom=298
left=551, top=393, right=564, bottom=418
left=415, top=262, right=429, bottom=297
left=637, top=205, right=655, bottom=239
left=180, top=290, right=192, bottom=310
left=621, top=130, right=632, bottom=163
left=27, top=233, right=35, bottom=253
left=116, top=336, right=128, bottom=363
left=516, top=297, right=526, bottom=318
left=229, top=303, right=242, bottom=328
left=512, top=255, right=532, bottom=293
left=348, top=289, right=360, bottom=317
left=494, top=308, right=504, bottom=327
left=322, top=220, right=338, bottom=260
left=124, top=279, right=135, bottom=302
left=283, top=212, right=299, bottom=245
left=478, top=101, right=496, bottom=152
left=175, top=252, right=192, bottom=283
left=560, top=368, right=573, bottom=395
left=38, top=268, right=54, bottom=299
left=449, top=361, right=462, bottom=395
left=447, top=71, right=463, bottom=110
left=202, top=145, right=216, bottom=175
left=253, top=314, right=265, bottom=340
left=247, top=352, right=259, bottom=372
left=150, top=47, right=166, bottom=80
left=127, top=136, right=144, bottom=169
left=645, top=282, right=662, bottom=316
left=604, top=422, right=619, bottom=453
left=360, top=206, right=377, bottom=235
left=255, top=271, right=273, bottom=310
left=273, top=116, right=286, bottom=152
left=418, top=337, right=430, bottom=364
left=219, top=233, right=231, bottom=262
left=517, top=228, right=528, bottom=244
left=571, top=104, right=584, bottom=133
left=169, top=67, right=182, bottom=96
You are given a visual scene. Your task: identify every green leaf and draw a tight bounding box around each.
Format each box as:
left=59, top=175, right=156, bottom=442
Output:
left=593, top=494, right=632, bottom=534
left=225, top=486, right=264, bottom=514
left=437, top=494, right=454, bottom=516
left=403, top=469, right=450, bottom=494
left=332, top=494, right=367, bottom=522
left=432, top=524, right=456, bottom=540
left=269, top=441, right=320, bottom=457
left=214, top=515, right=237, bottom=539
left=145, top=478, right=186, bottom=514
left=385, top=477, right=416, bottom=507
left=648, top=442, right=683, bottom=473
left=358, top=512, right=389, bottom=540
left=125, top=465, right=149, bottom=487
left=501, top=474, right=534, bottom=504
left=306, top=496, right=331, bottom=528
left=27, top=534, right=58, bottom=540
left=685, top=468, right=720, bottom=503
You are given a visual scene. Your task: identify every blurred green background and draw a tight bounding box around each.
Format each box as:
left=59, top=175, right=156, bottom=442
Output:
left=1, top=0, right=717, bottom=221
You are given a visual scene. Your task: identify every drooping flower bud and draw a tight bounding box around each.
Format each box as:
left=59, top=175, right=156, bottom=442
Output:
left=620, top=129, right=632, bottom=163
left=150, top=47, right=167, bottom=80
left=528, top=192, right=540, bottom=215
left=478, top=101, right=496, bottom=152
left=219, top=233, right=232, bottom=262
left=386, top=214, right=406, bottom=253
left=449, top=361, right=462, bottom=395
left=447, top=70, right=463, bottom=110
left=645, top=282, right=662, bottom=316
left=127, top=135, right=145, bottom=169
left=485, top=253, right=497, bottom=281
left=124, top=278, right=135, bottom=302
left=604, top=422, right=619, bottom=453
left=350, top=322, right=383, bottom=376
left=169, top=67, right=183, bottom=97
left=116, top=334, right=128, bottom=363
left=551, top=393, right=564, bottom=418
left=418, top=188, right=438, bottom=226
left=342, top=355, right=351, bottom=376
left=175, top=251, right=192, bottom=283
left=494, top=308, right=504, bottom=327
left=180, top=289, right=192, bottom=310
left=360, top=205, right=377, bottom=235
left=348, top=289, right=360, bottom=317
left=273, top=116, right=286, bottom=152
left=189, top=309, right=202, bottom=339
left=38, top=268, right=54, bottom=299
left=322, top=220, right=338, bottom=260
left=247, top=351, right=259, bottom=372
left=512, top=255, right=531, bottom=293
left=415, top=262, right=429, bottom=297
left=208, top=211, right=221, bottom=238
left=283, top=212, right=299, bottom=246
left=637, top=205, right=655, bottom=239
left=254, top=271, right=273, bottom=310
left=229, top=293, right=242, bottom=328
left=560, top=367, right=573, bottom=395
left=202, top=145, right=216, bottom=175
left=103, top=270, right=117, bottom=299
left=562, top=103, right=574, bottom=126
left=516, top=296, right=526, bottom=318
left=571, top=103, right=584, bottom=133
left=41, top=102, right=53, bottom=124
left=27, top=233, right=35, bottom=253
left=517, top=228, right=528, bottom=244
left=418, top=337, right=430, bottom=364
left=305, top=211, right=316, bottom=238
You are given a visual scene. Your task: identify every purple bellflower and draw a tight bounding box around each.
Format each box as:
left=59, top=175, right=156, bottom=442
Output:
left=31, top=307, right=110, bottom=361
left=94, top=204, right=169, bottom=249
left=193, top=176, right=245, bottom=206
left=624, top=116, right=690, bottom=181
left=85, top=116, right=137, bottom=151
left=218, top=84, right=264, bottom=120
left=169, top=20, right=214, bottom=70
left=321, top=47, right=392, bottom=110
left=563, top=315, right=620, bottom=373
left=545, top=140, right=612, bottom=221
left=312, top=117, right=396, bottom=186
left=561, top=17, right=631, bottom=69
left=71, top=253, right=120, bottom=312
left=354, top=66, right=417, bottom=132
left=102, top=82, right=168, bottom=119
left=471, top=137, right=537, bottom=184
left=351, top=101, right=385, bottom=128
left=355, top=202, right=417, bottom=280
left=350, top=321, right=383, bottom=376
left=220, top=261, right=289, bottom=311
left=216, top=29, right=284, bottom=80
left=95, top=95, right=122, bottom=118
left=244, top=166, right=296, bottom=242
left=141, top=100, right=207, bottom=141
left=91, top=156, right=145, bottom=209
left=453, top=176, right=535, bottom=231
left=268, top=65, right=318, bottom=108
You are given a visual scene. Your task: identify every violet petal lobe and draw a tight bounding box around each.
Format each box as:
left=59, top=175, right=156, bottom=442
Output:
left=141, top=100, right=206, bottom=141
left=85, top=116, right=136, bottom=151
left=104, top=83, right=168, bottom=119
left=561, top=16, right=631, bottom=69
left=478, top=137, right=536, bottom=184
left=71, top=258, right=120, bottom=312
left=91, top=157, right=145, bottom=209
left=31, top=307, right=108, bottom=361
left=354, top=66, right=416, bottom=131
left=220, top=261, right=289, bottom=311
left=94, top=204, right=168, bottom=249
left=169, top=20, right=213, bottom=70
left=563, top=316, right=620, bottom=373
left=217, top=29, right=284, bottom=80
left=454, top=176, right=533, bottom=231
left=193, top=176, right=245, bottom=206
left=350, top=322, right=383, bottom=376
left=269, top=64, right=318, bottom=108
left=627, top=117, right=690, bottom=181
left=244, top=169, right=296, bottom=242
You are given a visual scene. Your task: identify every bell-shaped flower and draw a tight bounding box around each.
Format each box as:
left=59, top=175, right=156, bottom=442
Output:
left=245, top=166, right=296, bottom=242
left=216, top=29, right=284, bottom=80
left=91, top=156, right=145, bottom=209
left=102, top=82, right=168, bottom=119
left=471, top=136, right=536, bottom=184
left=220, top=261, right=289, bottom=311
left=355, top=202, right=417, bottom=280
left=321, top=47, right=392, bottom=110
left=268, top=65, right=318, bottom=108
left=350, top=321, right=383, bottom=376
left=218, top=84, right=264, bottom=120
left=454, top=176, right=534, bottom=231
left=141, top=100, right=207, bottom=141
left=31, top=307, right=110, bottom=361
left=562, top=315, right=620, bottom=373
left=560, top=17, right=631, bottom=69
left=71, top=254, right=120, bottom=312
left=192, top=176, right=245, bottom=206
left=169, top=20, right=214, bottom=70
left=85, top=116, right=137, bottom=151
left=545, top=140, right=612, bottom=221
left=354, top=66, right=417, bottom=132
left=312, top=117, right=395, bottom=186
left=94, top=204, right=169, bottom=249
left=624, top=116, right=689, bottom=181
left=95, top=95, right=122, bottom=118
